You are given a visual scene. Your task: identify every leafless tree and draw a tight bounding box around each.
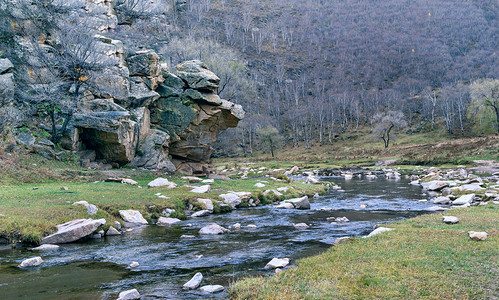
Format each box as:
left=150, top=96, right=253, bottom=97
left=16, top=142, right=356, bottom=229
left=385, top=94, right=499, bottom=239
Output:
left=372, top=111, right=407, bottom=148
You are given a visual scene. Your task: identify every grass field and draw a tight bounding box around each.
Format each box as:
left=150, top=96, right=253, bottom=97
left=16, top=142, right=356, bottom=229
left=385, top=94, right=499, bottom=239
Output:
left=230, top=205, right=499, bottom=299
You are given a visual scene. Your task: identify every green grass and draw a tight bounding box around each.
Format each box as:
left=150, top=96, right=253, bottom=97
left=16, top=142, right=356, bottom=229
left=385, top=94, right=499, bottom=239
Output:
left=0, top=175, right=326, bottom=245
left=229, top=205, right=499, bottom=299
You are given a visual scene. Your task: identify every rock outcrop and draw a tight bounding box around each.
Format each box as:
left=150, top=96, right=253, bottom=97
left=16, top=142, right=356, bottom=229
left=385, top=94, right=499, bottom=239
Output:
left=2, top=2, right=244, bottom=176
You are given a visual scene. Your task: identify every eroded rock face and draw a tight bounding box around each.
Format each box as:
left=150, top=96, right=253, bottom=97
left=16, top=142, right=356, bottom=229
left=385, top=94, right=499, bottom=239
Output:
left=3, top=1, right=244, bottom=175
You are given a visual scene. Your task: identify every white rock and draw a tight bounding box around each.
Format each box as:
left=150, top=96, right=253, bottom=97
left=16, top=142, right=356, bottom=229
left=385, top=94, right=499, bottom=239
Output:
left=30, top=244, right=60, bottom=251
left=183, top=272, right=203, bottom=290
left=219, top=193, right=242, bottom=208
left=106, top=226, right=121, bottom=236
left=158, top=195, right=170, bottom=199
left=232, top=223, right=241, bottom=229
left=202, top=179, right=215, bottom=183
left=254, top=183, right=266, bottom=188
left=197, top=198, right=214, bottom=211
left=433, top=196, right=451, bottom=204
left=442, top=216, right=459, bottom=224
left=247, top=224, right=257, bottom=229
left=73, top=201, right=90, bottom=208
left=469, top=231, right=488, bottom=241
left=191, top=185, right=211, bottom=193
left=147, top=178, right=176, bottom=188
left=181, top=235, right=195, bottom=239
left=458, top=184, right=484, bottom=192
left=119, top=210, right=148, bottom=226
left=276, top=203, right=294, bottom=209
left=453, top=194, right=475, bottom=205
left=191, top=210, right=211, bottom=218
left=427, top=206, right=448, bottom=211
left=121, top=178, right=138, bottom=185
left=359, top=205, right=367, bottom=209
left=156, top=217, right=181, bottom=225
left=306, top=176, right=319, bottom=184
left=365, top=227, right=393, bottom=238
left=117, top=289, right=141, bottom=300
left=277, top=187, right=290, bottom=192
left=293, top=223, right=309, bottom=229
left=200, top=285, right=224, bottom=293
left=285, top=196, right=310, bottom=209
left=199, top=223, right=228, bottom=235
left=18, top=257, right=43, bottom=268
left=162, top=208, right=175, bottom=216
left=129, top=261, right=139, bottom=268
left=41, top=218, right=106, bottom=244
left=410, top=180, right=420, bottom=186
left=86, top=204, right=98, bottom=215
left=264, top=258, right=289, bottom=269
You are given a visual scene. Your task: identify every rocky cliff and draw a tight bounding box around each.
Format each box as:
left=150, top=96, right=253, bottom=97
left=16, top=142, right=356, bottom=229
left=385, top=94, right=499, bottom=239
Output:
left=0, top=0, right=244, bottom=175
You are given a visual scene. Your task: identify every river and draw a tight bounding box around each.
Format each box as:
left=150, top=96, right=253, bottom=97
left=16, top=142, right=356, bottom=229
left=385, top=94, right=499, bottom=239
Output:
left=0, top=176, right=435, bottom=299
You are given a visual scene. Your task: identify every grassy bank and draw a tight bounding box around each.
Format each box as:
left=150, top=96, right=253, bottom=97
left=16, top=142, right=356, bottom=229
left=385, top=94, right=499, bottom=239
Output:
left=230, top=205, right=498, bottom=299
left=0, top=174, right=326, bottom=245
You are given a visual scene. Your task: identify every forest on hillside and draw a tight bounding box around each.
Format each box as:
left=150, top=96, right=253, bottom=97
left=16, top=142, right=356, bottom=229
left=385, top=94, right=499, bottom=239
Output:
left=165, top=0, right=499, bottom=154
left=1, top=0, right=498, bottom=155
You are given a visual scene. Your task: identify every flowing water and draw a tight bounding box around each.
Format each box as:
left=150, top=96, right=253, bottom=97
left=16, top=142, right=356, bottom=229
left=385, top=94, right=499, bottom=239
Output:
left=0, top=177, right=435, bottom=299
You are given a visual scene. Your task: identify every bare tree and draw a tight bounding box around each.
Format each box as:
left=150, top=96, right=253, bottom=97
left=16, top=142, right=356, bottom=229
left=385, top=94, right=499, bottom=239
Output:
left=470, top=79, right=499, bottom=134
left=372, top=111, right=407, bottom=148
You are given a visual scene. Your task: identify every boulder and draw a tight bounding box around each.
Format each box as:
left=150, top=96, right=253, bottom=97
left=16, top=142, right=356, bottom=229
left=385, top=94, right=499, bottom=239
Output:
left=276, top=203, right=294, bottom=209
left=219, top=193, right=242, bottom=208
left=197, top=198, right=214, bottom=211
left=183, top=272, right=203, bottom=290
left=191, top=185, right=210, bottom=193
left=176, top=60, right=220, bottom=90
left=285, top=196, right=310, bottom=209
left=199, top=285, right=225, bottom=293
left=264, top=258, right=289, bottom=269
left=41, top=218, right=106, bottom=244
left=365, top=227, right=393, bottom=238
left=264, top=189, right=283, bottom=197
left=117, top=289, right=141, bottom=300
left=106, top=226, right=121, bottom=236
left=452, top=194, right=475, bottom=205
left=119, top=210, right=148, bottom=226
left=126, top=50, right=162, bottom=78
left=424, top=181, right=450, bottom=191
left=147, top=178, right=176, bottom=188
left=442, top=216, right=459, bottom=224
left=183, top=176, right=203, bottom=183
left=18, top=257, right=43, bottom=268
left=433, top=196, right=451, bottom=204
left=199, top=223, right=228, bottom=235
left=30, top=244, right=59, bottom=251
left=254, top=183, right=266, bottom=188
left=468, top=231, right=488, bottom=241
left=458, top=184, right=484, bottom=192
left=306, top=176, right=319, bottom=184
left=129, top=261, right=139, bottom=268
left=156, top=217, right=181, bottom=225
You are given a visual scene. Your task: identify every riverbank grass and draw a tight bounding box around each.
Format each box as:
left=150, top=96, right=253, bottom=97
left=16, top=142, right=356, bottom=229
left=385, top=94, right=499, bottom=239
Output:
left=0, top=176, right=326, bottom=244
left=230, top=205, right=498, bottom=299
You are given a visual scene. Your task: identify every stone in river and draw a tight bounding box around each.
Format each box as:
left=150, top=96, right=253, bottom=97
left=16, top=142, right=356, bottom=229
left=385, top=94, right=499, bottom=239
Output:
left=119, top=210, right=148, bottom=226
left=106, top=226, right=121, bottom=236
left=199, top=223, right=228, bottom=235
left=117, top=289, right=141, bottom=300
left=199, top=285, right=224, bottom=293
left=156, top=217, right=181, bottom=225
left=41, top=218, right=106, bottom=244
left=183, top=272, right=203, bottom=290
left=18, top=256, right=43, bottom=268
left=30, top=244, right=59, bottom=251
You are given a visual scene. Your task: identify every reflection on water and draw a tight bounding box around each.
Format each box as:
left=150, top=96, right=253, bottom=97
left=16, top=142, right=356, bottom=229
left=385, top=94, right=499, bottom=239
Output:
left=0, top=177, right=433, bottom=299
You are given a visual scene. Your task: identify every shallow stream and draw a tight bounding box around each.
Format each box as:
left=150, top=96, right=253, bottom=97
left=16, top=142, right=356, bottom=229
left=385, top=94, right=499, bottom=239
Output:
left=0, top=177, right=434, bottom=299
